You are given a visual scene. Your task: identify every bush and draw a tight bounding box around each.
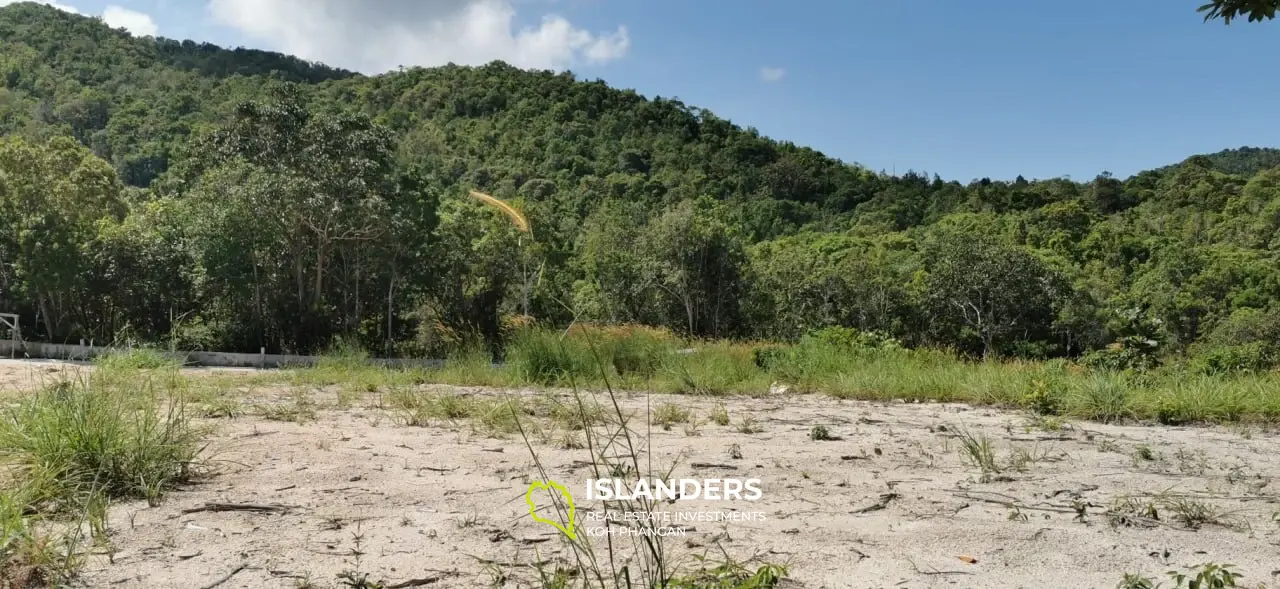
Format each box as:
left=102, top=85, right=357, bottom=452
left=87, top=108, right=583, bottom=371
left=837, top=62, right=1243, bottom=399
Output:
left=762, top=327, right=906, bottom=391
left=0, top=379, right=201, bottom=512
left=93, top=348, right=181, bottom=371
left=594, top=325, right=679, bottom=379
left=804, top=327, right=902, bottom=351
left=1081, top=340, right=1161, bottom=373
left=750, top=344, right=785, bottom=370
left=1021, top=379, right=1062, bottom=415
left=1189, top=342, right=1276, bottom=375
left=506, top=324, right=683, bottom=385
left=506, top=328, right=595, bottom=385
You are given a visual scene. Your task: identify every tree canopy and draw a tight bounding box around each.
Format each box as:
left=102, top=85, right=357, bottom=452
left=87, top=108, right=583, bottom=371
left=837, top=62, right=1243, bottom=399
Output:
left=0, top=2, right=1278, bottom=369
left=1198, top=0, right=1280, bottom=23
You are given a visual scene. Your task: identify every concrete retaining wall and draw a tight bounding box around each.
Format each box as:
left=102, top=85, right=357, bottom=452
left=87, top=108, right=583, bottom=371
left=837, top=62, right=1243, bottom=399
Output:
left=0, top=340, right=445, bottom=369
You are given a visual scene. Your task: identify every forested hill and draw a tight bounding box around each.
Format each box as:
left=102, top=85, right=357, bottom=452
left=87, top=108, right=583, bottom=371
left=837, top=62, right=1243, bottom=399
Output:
left=1, top=3, right=1279, bottom=372
left=1166, top=147, right=1280, bottom=177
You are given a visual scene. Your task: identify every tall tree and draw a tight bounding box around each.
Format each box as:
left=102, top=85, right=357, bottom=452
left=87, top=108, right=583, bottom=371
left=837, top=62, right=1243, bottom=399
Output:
left=641, top=197, right=748, bottom=338
left=922, top=232, right=1067, bottom=360
left=0, top=136, right=124, bottom=339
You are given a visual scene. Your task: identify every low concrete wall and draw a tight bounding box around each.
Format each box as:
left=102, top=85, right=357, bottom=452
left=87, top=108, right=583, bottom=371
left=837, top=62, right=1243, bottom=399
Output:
left=0, top=340, right=445, bottom=370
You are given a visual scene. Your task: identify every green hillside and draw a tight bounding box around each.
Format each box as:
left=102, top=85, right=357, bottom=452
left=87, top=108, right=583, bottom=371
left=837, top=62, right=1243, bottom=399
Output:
left=1, top=2, right=1278, bottom=372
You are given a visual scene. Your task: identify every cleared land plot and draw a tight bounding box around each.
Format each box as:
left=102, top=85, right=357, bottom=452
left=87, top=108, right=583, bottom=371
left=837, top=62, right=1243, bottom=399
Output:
left=0, top=360, right=1277, bottom=588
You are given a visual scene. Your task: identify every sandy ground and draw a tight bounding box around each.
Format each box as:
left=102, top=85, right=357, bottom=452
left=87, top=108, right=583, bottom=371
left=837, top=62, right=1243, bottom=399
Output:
left=2, top=359, right=1278, bottom=588
left=0, top=358, right=257, bottom=393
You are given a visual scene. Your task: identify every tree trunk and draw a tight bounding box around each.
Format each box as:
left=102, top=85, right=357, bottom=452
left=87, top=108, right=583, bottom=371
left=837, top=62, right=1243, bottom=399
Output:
left=684, top=296, right=695, bottom=336
left=313, top=241, right=327, bottom=309
left=386, top=261, right=395, bottom=357
left=38, top=293, right=57, bottom=340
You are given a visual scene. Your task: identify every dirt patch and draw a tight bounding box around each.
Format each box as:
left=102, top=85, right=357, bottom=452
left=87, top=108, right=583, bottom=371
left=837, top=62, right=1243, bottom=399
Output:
left=49, top=381, right=1278, bottom=588
left=0, top=358, right=94, bottom=393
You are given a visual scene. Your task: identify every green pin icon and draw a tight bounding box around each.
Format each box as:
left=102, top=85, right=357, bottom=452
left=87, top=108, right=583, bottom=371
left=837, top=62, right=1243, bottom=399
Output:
left=525, top=479, right=577, bottom=540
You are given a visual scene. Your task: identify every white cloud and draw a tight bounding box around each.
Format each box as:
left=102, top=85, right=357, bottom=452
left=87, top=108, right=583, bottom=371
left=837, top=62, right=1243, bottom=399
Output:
left=207, top=0, right=630, bottom=73
left=759, top=66, right=786, bottom=83
left=102, top=5, right=158, bottom=36
left=0, top=0, right=81, bottom=14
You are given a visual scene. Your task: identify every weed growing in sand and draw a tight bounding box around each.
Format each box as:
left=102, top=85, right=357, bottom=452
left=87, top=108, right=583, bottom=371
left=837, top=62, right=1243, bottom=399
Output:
left=808, top=425, right=832, bottom=441
left=1096, top=437, right=1122, bottom=453
left=956, top=427, right=999, bottom=475
left=200, top=396, right=242, bottom=418
left=652, top=402, right=692, bottom=430
left=709, top=403, right=730, bottom=426
left=668, top=561, right=789, bottom=589
left=1164, top=498, right=1243, bottom=531
left=0, top=486, right=69, bottom=587
left=1106, top=497, right=1161, bottom=529
left=1026, top=414, right=1068, bottom=432
left=559, top=431, right=585, bottom=449
left=505, top=328, right=789, bottom=588
left=1166, top=562, right=1244, bottom=588
left=1107, top=495, right=1245, bottom=532
left=0, top=373, right=203, bottom=584
left=0, top=379, right=201, bottom=508
left=243, top=323, right=1280, bottom=427
left=455, top=512, right=480, bottom=529
left=336, top=522, right=383, bottom=589
left=256, top=388, right=317, bottom=423
left=1116, top=573, right=1158, bottom=589
left=736, top=416, right=764, bottom=434
left=1007, top=444, right=1057, bottom=472
left=727, top=443, right=743, bottom=459
left=292, top=572, right=319, bottom=589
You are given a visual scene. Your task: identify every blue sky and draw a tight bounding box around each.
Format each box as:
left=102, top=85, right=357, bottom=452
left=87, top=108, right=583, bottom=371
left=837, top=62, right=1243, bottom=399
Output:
left=33, top=0, right=1280, bottom=181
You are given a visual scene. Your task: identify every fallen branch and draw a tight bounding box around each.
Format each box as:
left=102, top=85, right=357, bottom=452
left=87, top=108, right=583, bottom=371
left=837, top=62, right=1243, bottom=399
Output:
left=950, top=492, right=1079, bottom=514
left=690, top=462, right=738, bottom=470
left=908, top=558, right=972, bottom=576
left=387, top=576, right=444, bottom=588
left=851, top=493, right=899, bottom=514
left=197, top=563, right=247, bottom=589
left=181, top=502, right=293, bottom=515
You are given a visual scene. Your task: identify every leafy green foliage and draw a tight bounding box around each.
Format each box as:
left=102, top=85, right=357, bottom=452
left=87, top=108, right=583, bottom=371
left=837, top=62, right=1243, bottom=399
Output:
left=1167, top=562, right=1243, bottom=588
left=0, top=4, right=1279, bottom=369
left=1198, top=0, right=1280, bottom=23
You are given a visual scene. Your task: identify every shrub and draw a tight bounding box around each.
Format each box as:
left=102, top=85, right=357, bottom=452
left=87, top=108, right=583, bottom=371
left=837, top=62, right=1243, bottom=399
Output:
left=763, top=327, right=905, bottom=391
left=506, top=324, right=682, bottom=385
left=1189, top=342, right=1276, bottom=375
left=0, top=379, right=202, bottom=512
left=1021, top=379, right=1062, bottom=415
left=1081, top=340, right=1161, bottom=373
left=594, top=325, right=679, bottom=379
left=506, top=328, right=594, bottom=385
left=750, top=344, right=786, bottom=370
left=805, top=326, right=901, bottom=351
left=93, top=348, right=180, bottom=371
